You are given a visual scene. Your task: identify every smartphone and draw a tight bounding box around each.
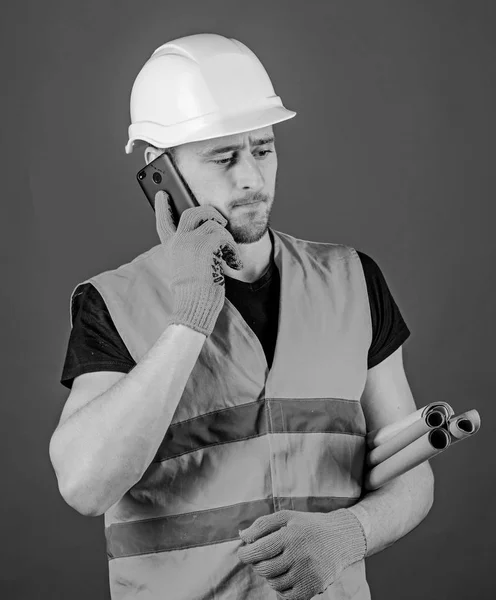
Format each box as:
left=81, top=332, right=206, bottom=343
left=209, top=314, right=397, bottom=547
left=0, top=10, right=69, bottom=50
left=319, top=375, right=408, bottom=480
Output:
left=136, top=151, right=199, bottom=227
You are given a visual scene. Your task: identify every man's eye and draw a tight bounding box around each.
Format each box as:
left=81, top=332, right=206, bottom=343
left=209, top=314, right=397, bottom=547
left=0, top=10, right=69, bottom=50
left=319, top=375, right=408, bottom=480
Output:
left=213, top=157, right=234, bottom=165
left=212, top=150, right=273, bottom=166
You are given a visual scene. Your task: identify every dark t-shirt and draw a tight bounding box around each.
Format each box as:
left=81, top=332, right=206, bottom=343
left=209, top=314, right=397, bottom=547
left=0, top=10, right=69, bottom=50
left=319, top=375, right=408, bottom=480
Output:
left=60, top=250, right=410, bottom=389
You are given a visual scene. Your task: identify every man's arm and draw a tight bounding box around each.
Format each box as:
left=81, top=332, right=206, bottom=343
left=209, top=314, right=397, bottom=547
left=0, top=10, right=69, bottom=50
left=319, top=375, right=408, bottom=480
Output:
left=348, top=344, right=435, bottom=557
left=49, top=323, right=207, bottom=517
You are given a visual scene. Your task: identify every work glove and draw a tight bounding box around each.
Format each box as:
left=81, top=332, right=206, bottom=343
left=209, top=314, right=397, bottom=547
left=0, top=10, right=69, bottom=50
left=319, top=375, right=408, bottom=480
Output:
left=237, top=509, right=367, bottom=600
left=155, top=190, right=243, bottom=337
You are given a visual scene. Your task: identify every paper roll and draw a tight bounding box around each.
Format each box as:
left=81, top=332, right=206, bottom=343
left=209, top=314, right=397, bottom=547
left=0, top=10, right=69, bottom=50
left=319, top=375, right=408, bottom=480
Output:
left=447, top=409, right=481, bottom=442
left=366, top=409, right=446, bottom=468
left=364, top=427, right=451, bottom=491
left=366, top=402, right=454, bottom=449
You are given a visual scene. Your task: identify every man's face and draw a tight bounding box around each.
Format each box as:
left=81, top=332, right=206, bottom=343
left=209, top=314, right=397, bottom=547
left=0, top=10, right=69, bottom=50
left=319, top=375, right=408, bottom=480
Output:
left=172, top=126, right=277, bottom=245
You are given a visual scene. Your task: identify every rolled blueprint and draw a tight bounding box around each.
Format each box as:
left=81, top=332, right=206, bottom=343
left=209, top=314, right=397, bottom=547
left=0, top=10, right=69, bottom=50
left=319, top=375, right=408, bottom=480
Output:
left=364, top=427, right=451, bottom=491
left=447, top=409, right=481, bottom=442
left=366, top=402, right=454, bottom=449
left=366, top=409, right=446, bottom=468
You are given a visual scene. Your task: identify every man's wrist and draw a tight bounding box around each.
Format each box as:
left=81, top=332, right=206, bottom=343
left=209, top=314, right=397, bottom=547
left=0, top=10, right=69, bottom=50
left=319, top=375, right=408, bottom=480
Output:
left=321, top=508, right=368, bottom=570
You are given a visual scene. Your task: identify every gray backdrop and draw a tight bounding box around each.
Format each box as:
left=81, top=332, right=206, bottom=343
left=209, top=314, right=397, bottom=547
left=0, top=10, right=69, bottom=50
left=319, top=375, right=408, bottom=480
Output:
left=2, top=0, right=494, bottom=598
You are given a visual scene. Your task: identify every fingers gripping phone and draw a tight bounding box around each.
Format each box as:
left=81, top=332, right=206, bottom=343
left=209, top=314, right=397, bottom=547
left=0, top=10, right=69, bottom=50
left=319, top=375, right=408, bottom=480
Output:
left=136, top=151, right=199, bottom=227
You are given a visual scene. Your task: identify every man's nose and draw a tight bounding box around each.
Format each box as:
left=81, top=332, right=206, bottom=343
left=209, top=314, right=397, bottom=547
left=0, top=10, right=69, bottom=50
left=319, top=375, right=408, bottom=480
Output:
left=232, top=154, right=264, bottom=191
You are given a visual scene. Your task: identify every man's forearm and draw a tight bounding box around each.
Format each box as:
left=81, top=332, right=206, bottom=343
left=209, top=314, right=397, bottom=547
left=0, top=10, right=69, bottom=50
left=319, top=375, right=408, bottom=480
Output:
left=348, top=461, right=435, bottom=557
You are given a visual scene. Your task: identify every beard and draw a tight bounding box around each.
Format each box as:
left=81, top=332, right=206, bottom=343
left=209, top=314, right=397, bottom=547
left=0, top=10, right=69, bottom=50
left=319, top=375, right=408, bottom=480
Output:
left=226, top=191, right=274, bottom=245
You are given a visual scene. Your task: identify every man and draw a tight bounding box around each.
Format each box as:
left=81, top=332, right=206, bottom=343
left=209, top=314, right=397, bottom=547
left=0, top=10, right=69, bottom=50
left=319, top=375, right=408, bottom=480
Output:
left=50, top=33, right=434, bottom=600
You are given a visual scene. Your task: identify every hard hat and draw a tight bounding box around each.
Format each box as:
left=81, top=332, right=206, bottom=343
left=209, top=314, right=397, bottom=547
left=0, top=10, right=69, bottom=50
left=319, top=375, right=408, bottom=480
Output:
left=125, top=33, right=296, bottom=154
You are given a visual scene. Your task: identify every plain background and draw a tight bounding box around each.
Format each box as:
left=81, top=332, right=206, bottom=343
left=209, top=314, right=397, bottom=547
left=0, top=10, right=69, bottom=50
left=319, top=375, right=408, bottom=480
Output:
left=2, top=0, right=494, bottom=598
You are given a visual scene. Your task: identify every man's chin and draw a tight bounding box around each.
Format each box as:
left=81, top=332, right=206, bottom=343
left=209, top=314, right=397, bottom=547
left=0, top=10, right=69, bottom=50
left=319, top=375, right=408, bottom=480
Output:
left=228, top=221, right=270, bottom=245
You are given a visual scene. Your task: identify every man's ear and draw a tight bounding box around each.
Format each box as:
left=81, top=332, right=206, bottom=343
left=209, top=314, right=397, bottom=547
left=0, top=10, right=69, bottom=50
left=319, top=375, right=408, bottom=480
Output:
left=144, top=145, right=163, bottom=165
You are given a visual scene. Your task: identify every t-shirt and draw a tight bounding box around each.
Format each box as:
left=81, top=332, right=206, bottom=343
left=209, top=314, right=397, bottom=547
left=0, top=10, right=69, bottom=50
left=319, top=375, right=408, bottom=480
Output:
left=60, top=250, right=410, bottom=389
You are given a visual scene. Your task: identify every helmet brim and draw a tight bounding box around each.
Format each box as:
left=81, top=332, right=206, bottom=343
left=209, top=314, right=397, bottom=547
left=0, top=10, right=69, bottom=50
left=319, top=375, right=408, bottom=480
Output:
left=125, top=105, right=296, bottom=154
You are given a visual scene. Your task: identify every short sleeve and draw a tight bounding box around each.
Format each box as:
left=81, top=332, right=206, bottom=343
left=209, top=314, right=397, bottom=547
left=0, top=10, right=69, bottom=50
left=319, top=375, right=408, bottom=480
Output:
left=60, top=283, right=136, bottom=389
left=356, top=251, right=411, bottom=369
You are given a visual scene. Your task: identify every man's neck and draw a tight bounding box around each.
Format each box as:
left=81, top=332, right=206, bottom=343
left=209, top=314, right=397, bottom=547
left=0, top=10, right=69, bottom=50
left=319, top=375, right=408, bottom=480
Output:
left=222, top=229, right=273, bottom=284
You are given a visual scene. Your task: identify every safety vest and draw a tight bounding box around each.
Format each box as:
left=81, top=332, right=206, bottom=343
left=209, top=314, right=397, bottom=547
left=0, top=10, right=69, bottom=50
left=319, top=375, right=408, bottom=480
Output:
left=75, top=227, right=372, bottom=600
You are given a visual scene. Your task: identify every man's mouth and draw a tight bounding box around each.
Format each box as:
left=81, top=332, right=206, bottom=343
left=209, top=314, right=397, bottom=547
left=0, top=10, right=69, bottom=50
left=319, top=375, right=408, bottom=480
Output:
left=233, top=195, right=265, bottom=207
left=235, top=200, right=260, bottom=206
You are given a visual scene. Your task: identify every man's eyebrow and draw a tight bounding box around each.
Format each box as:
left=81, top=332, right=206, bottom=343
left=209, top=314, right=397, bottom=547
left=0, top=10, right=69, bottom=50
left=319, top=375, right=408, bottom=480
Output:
left=200, top=135, right=275, bottom=157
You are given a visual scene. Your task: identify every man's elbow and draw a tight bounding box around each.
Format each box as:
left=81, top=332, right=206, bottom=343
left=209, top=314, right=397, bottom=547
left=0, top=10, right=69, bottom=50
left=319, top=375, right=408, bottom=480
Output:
left=56, top=476, right=106, bottom=517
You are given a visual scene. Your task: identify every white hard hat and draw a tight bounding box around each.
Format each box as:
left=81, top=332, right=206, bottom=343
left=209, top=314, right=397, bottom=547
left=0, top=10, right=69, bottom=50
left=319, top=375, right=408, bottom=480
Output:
left=125, top=33, right=296, bottom=154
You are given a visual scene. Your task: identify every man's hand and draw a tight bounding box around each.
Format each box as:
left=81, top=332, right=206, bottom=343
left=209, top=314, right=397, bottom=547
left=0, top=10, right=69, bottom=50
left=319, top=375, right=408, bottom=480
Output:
left=237, top=509, right=367, bottom=600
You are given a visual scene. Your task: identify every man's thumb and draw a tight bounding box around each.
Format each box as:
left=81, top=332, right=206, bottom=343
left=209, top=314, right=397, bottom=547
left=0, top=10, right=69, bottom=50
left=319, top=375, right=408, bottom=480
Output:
left=155, top=191, right=176, bottom=242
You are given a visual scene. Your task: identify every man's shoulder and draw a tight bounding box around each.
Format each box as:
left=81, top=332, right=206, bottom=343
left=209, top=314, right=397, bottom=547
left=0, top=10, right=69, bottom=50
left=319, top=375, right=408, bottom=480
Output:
left=68, top=244, right=164, bottom=320
left=87, top=243, right=164, bottom=286
left=273, top=228, right=358, bottom=262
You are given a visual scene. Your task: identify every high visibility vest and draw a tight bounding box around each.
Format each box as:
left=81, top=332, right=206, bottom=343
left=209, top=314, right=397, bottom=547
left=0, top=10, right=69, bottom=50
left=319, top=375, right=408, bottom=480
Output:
left=75, top=227, right=372, bottom=600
